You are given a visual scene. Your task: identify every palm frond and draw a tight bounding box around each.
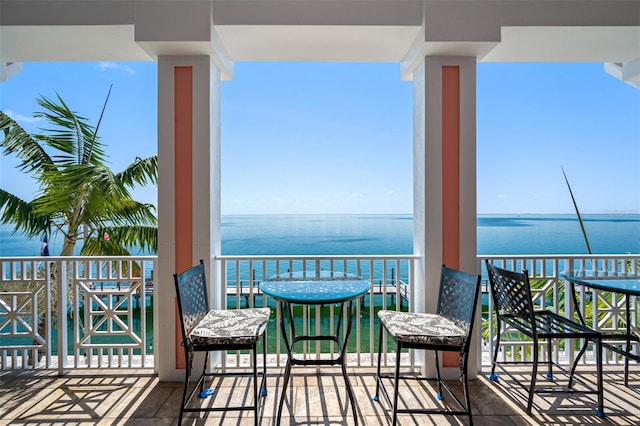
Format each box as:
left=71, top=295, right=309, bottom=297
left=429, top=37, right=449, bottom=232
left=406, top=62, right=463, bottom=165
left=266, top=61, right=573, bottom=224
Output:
left=35, top=94, right=106, bottom=166
left=0, top=189, right=49, bottom=237
left=113, top=201, right=156, bottom=225
left=33, top=165, right=124, bottom=223
left=80, top=165, right=133, bottom=211
left=117, top=156, right=158, bottom=187
left=91, top=225, right=158, bottom=254
left=0, top=111, right=56, bottom=174
left=2, top=91, right=158, bottom=257
left=80, top=236, right=132, bottom=257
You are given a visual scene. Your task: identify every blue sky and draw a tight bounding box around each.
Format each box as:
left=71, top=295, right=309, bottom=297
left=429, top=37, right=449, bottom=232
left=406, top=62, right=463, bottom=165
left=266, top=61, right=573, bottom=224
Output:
left=0, top=61, right=638, bottom=215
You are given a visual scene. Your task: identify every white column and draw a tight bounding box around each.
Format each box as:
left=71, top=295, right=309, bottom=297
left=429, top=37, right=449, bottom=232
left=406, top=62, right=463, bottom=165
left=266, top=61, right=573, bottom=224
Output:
left=413, top=55, right=478, bottom=378
left=156, top=55, right=222, bottom=382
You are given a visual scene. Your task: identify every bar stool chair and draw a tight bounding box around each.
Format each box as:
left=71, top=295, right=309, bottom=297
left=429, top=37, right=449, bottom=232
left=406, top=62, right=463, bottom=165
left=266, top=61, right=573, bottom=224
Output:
left=173, top=260, right=271, bottom=425
left=485, top=260, right=604, bottom=418
left=374, top=265, right=481, bottom=425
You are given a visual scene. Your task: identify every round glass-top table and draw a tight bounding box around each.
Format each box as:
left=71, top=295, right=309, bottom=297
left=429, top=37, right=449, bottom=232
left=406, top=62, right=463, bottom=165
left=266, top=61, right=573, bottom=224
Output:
left=562, top=273, right=640, bottom=387
left=260, top=270, right=370, bottom=425
left=562, top=274, right=640, bottom=296
left=259, top=270, right=370, bottom=304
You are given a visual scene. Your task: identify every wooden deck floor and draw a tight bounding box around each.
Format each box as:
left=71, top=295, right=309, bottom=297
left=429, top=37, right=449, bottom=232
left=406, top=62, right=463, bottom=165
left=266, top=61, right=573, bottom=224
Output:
left=1, top=366, right=639, bottom=425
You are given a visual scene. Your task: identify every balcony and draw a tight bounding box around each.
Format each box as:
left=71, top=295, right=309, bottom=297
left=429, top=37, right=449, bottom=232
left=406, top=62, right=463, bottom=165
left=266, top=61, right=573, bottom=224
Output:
left=1, top=254, right=639, bottom=424
left=4, top=364, right=639, bottom=424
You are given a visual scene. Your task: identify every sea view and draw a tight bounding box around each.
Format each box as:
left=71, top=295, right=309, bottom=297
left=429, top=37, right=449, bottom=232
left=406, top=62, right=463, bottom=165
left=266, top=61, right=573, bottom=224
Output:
left=1, top=214, right=638, bottom=356
left=1, top=214, right=639, bottom=257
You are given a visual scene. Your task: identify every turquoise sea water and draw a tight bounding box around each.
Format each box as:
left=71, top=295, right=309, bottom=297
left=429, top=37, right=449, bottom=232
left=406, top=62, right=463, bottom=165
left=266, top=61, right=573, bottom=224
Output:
left=476, top=214, right=640, bottom=255
left=1, top=214, right=639, bottom=257
left=2, top=214, right=639, bottom=355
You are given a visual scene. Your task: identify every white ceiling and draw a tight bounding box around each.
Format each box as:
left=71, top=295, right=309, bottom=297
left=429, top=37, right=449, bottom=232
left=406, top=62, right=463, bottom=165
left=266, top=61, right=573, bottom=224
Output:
left=0, top=1, right=639, bottom=81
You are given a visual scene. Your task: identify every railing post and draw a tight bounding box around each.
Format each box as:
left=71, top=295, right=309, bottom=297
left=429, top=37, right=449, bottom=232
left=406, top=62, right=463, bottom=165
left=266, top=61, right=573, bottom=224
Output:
left=40, top=259, right=51, bottom=368
left=56, top=259, right=68, bottom=375
left=152, top=257, right=159, bottom=374
left=561, top=258, right=576, bottom=367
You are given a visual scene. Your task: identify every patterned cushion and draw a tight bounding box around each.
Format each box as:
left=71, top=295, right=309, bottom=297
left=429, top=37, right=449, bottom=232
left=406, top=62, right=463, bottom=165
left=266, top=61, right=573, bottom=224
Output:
left=189, top=307, right=271, bottom=347
left=378, top=310, right=467, bottom=347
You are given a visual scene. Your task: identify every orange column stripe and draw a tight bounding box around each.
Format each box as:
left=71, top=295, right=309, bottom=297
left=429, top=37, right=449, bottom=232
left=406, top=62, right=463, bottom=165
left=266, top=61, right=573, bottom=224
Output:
left=174, top=66, right=193, bottom=370
left=442, top=66, right=460, bottom=368
left=442, top=66, right=460, bottom=270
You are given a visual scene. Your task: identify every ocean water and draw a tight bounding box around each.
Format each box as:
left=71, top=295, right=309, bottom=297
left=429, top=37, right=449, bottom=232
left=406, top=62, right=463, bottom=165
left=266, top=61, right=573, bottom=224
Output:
left=1, top=214, right=639, bottom=257
left=2, top=214, right=639, bottom=355
left=477, top=214, right=640, bottom=255
left=222, top=214, right=413, bottom=255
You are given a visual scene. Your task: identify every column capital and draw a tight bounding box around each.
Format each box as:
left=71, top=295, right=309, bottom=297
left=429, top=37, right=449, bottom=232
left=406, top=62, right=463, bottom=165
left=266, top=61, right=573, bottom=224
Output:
left=134, top=1, right=233, bottom=79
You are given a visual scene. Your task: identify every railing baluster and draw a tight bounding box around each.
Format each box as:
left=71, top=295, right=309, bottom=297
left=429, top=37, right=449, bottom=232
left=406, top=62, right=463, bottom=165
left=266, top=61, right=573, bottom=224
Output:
left=3, top=253, right=639, bottom=373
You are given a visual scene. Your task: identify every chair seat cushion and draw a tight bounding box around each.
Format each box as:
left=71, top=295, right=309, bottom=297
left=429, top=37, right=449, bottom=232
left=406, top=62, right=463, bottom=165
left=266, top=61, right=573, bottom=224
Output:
left=189, top=307, right=271, bottom=347
left=378, top=310, right=466, bottom=346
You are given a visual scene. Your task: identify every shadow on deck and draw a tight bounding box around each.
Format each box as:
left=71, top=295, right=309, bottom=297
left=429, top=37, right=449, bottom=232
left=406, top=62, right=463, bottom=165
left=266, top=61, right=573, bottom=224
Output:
left=1, top=366, right=638, bottom=425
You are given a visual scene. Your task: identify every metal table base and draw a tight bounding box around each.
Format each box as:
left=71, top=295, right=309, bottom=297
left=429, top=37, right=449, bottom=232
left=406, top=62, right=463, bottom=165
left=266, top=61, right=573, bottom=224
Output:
left=276, top=298, right=359, bottom=425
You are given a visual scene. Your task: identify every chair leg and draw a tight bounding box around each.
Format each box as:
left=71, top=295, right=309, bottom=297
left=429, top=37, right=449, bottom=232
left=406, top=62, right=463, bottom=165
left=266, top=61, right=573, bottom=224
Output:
left=178, top=348, right=192, bottom=425
left=568, top=339, right=590, bottom=388
left=261, top=329, right=268, bottom=397
left=374, top=322, right=385, bottom=400
left=196, top=352, right=214, bottom=398
left=490, top=318, right=502, bottom=380
left=461, top=352, right=473, bottom=426
left=253, top=344, right=259, bottom=426
left=391, top=343, right=402, bottom=426
left=595, top=338, right=605, bottom=418
left=546, top=338, right=553, bottom=381
left=254, top=333, right=268, bottom=423
left=434, top=351, right=444, bottom=400
left=527, top=337, right=539, bottom=414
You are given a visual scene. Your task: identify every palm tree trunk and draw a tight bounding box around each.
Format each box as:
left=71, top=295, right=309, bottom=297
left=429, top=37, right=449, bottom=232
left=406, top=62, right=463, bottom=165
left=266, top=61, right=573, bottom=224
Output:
left=61, top=231, right=77, bottom=256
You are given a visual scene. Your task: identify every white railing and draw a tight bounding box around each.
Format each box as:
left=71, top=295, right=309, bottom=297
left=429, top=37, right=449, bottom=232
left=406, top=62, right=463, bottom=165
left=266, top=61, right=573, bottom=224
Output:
left=481, top=254, right=640, bottom=368
left=217, top=255, right=419, bottom=370
left=0, top=256, right=157, bottom=373
left=2, top=254, right=639, bottom=373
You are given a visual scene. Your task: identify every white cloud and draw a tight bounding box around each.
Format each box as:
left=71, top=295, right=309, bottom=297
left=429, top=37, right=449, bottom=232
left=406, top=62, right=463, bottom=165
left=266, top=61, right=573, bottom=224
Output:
left=3, top=109, right=40, bottom=123
left=532, top=193, right=551, bottom=200
left=98, top=62, right=135, bottom=75
left=305, top=196, right=328, bottom=203
left=498, top=194, right=510, bottom=199
left=385, top=191, right=394, bottom=198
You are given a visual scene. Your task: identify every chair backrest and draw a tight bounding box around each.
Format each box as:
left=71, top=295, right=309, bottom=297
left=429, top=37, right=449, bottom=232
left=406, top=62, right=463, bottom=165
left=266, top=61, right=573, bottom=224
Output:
left=485, top=260, right=535, bottom=324
left=173, top=260, right=209, bottom=339
left=437, top=265, right=482, bottom=340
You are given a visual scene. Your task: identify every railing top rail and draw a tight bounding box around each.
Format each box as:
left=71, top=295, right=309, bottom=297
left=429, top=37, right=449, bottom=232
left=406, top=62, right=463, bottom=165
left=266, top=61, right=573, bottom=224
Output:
left=216, top=254, right=420, bottom=261
left=3, top=253, right=638, bottom=258
left=481, top=254, right=640, bottom=259
left=4, top=254, right=636, bottom=262
left=0, top=255, right=156, bottom=261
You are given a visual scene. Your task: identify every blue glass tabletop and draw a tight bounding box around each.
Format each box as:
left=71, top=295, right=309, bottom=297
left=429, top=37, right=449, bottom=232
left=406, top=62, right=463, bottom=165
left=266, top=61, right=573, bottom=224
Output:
left=562, top=273, right=640, bottom=297
left=260, top=270, right=370, bottom=304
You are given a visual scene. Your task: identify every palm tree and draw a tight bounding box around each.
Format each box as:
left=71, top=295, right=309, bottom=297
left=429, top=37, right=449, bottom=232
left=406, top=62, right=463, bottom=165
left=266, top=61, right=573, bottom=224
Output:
left=1, top=90, right=157, bottom=365
left=0, top=89, right=157, bottom=256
